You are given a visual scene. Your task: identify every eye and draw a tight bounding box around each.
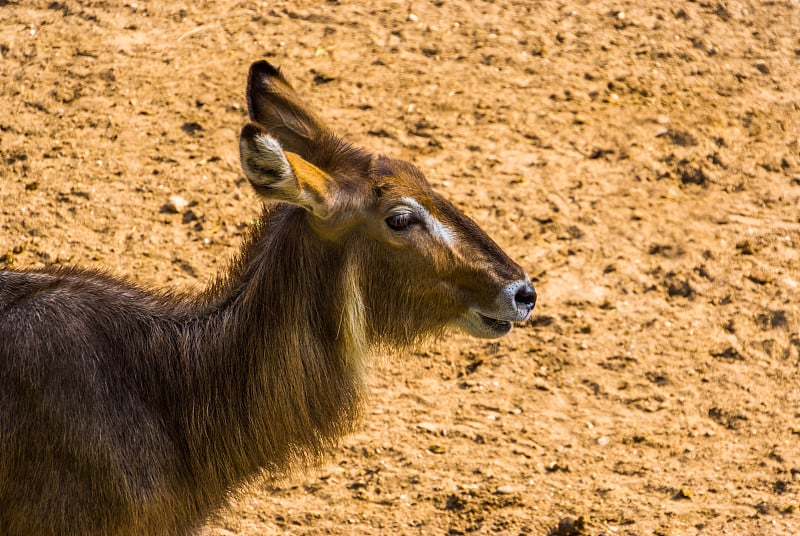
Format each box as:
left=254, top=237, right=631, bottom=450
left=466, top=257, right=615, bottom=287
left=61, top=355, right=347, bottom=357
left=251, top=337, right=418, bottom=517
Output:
left=385, top=210, right=419, bottom=231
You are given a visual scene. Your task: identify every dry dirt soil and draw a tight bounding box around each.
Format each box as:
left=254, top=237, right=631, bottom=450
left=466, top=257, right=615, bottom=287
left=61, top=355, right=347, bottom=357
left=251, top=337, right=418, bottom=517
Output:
left=2, top=1, right=800, bottom=535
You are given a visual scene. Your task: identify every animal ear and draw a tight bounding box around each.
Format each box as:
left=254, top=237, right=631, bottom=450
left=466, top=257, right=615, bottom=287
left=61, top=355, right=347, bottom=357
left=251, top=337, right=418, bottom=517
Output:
left=245, top=60, right=328, bottom=157
left=239, top=122, right=333, bottom=217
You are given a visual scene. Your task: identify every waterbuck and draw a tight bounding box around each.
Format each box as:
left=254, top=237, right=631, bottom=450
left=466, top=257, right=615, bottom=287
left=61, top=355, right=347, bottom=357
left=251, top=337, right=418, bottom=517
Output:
left=0, top=60, right=536, bottom=535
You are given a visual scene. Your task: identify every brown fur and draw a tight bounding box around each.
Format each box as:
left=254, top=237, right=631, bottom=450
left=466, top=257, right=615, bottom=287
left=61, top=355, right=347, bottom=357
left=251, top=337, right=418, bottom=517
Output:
left=0, top=61, right=533, bottom=535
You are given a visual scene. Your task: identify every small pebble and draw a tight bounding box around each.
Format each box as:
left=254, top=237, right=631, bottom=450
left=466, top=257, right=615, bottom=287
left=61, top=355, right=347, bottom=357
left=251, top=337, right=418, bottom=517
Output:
left=416, top=422, right=439, bottom=434
left=165, top=195, right=189, bottom=214
left=552, top=516, right=587, bottom=536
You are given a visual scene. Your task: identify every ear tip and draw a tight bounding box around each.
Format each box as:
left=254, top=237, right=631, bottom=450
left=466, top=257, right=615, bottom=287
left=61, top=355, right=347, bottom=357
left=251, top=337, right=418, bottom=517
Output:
left=241, top=122, right=266, bottom=139
left=248, top=60, right=283, bottom=83
left=240, top=125, right=284, bottom=159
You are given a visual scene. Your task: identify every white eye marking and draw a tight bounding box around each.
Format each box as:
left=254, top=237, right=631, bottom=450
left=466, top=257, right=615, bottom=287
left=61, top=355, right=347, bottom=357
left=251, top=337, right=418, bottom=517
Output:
left=400, top=197, right=455, bottom=247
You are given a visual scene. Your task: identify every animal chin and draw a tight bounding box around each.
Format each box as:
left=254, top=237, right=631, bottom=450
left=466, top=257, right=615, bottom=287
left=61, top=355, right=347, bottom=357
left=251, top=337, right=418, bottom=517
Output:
left=460, top=311, right=514, bottom=338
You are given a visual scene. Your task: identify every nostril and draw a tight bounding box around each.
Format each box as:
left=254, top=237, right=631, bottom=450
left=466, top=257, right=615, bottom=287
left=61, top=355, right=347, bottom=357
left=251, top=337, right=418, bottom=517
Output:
left=514, top=283, right=537, bottom=309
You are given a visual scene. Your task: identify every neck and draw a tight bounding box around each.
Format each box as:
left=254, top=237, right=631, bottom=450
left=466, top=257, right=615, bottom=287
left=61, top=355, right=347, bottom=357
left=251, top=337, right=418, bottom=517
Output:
left=180, top=205, right=367, bottom=494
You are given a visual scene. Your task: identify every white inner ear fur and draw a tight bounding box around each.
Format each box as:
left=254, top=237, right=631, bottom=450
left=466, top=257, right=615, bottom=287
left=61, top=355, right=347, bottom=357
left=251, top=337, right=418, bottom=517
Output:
left=401, top=197, right=456, bottom=247
left=241, top=133, right=296, bottom=189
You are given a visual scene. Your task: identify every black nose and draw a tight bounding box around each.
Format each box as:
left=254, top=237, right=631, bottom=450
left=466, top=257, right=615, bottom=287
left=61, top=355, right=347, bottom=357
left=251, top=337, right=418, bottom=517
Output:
left=515, top=283, right=537, bottom=311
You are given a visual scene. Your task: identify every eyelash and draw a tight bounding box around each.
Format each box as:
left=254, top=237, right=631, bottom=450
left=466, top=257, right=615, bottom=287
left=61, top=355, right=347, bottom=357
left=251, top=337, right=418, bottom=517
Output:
left=385, top=211, right=418, bottom=231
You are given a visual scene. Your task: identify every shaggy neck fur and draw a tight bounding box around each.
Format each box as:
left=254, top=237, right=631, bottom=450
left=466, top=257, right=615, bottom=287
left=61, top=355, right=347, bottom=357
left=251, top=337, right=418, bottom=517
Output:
left=176, top=205, right=368, bottom=508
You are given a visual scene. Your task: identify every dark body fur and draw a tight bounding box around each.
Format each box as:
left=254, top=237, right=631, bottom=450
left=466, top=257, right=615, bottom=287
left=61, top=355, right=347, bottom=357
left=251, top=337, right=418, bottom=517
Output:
left=0, top=208, right=364, bottom=535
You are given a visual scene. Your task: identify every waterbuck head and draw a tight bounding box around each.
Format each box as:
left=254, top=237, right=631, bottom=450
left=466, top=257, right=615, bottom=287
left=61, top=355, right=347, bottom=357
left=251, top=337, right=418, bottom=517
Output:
left=239, top=61, right=535, bottom=345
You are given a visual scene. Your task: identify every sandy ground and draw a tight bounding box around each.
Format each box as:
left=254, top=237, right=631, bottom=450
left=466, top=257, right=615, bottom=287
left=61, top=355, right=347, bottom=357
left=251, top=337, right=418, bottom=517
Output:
left=2, top=1, right=800, bottom=534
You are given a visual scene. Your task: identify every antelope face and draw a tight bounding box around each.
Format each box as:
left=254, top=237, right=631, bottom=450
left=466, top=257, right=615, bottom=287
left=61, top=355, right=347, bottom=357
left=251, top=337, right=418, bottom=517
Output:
left=363, top=156, right=535, bottom=339
left=239, top=60, right=535, bottom=341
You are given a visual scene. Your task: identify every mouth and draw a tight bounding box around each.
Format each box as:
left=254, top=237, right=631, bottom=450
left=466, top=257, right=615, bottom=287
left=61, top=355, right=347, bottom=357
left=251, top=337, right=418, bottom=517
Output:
left=457, top=279, right=535, bottom=339
left=476, top=312, right=513, bottom=335
left=459, top=310, right=516, bottom=339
